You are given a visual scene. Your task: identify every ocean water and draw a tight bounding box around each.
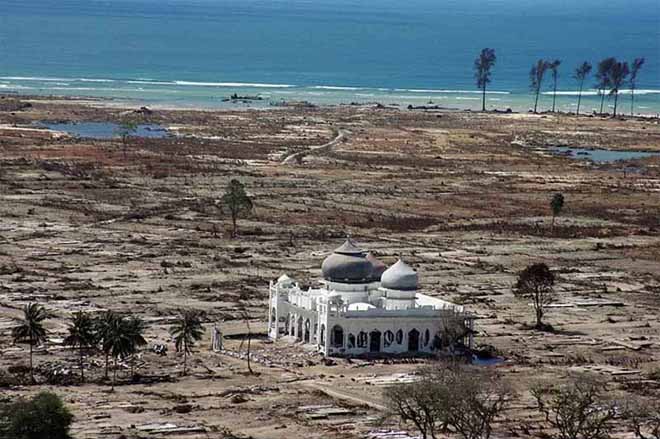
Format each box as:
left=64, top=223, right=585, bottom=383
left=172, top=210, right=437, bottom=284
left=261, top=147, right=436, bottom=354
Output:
left=1, top=0, right=659, bottom=113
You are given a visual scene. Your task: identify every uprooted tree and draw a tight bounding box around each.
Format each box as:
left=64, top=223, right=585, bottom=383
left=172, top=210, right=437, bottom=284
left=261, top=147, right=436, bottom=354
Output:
left=513, top=263, right=555, bottom=330
left=621, top=396, right=660, bottom=439
left=384, top=364, right=511, bottom=439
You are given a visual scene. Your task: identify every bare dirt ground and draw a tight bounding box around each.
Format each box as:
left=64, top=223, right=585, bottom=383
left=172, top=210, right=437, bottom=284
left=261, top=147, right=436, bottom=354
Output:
left=1, top=95, right=660, bottom=438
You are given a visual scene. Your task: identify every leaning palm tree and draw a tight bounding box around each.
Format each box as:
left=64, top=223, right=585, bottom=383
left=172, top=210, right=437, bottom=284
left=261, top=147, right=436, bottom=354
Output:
left=573, top=61, right=592, bottom=115
left=629, top=57, right=645, bottom=117
left=125, top=316, right=148, bottom=380
left=530, top=59, right=550, bottom=113
left=609, top=60, right=630, bottom=117
left=11, top=303, right=49, bottom=383
left=548, top=59, right=561, bottom=112
left=170, top=310, right=205, bottom=376
left=63, top=311, right=97, bottom=383
left=94, top=311, right=118, bottom=380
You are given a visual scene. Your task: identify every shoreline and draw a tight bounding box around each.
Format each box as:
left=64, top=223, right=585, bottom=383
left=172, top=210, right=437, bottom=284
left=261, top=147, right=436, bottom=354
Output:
left=3, top=92, right=660, bottom=121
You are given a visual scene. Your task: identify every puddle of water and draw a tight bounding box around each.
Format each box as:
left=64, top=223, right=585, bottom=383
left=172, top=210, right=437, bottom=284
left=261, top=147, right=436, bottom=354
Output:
left=471, top=355, right=505, bottom=366
left=37, top=121, right=169, bottom=139
left=551, top=146, right=660, bottom=163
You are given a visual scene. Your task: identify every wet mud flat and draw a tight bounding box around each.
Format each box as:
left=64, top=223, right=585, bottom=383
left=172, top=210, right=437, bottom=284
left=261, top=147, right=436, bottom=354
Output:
left=1, top=95, right=660, bottom=438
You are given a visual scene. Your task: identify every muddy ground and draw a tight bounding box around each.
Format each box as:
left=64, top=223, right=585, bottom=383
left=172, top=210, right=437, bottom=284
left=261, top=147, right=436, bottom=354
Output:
left=1, top=95, right=659, bottom=438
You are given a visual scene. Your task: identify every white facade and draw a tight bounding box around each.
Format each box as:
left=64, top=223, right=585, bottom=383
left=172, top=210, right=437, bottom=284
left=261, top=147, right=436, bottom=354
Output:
left=267, top=240, right=474, bottom=357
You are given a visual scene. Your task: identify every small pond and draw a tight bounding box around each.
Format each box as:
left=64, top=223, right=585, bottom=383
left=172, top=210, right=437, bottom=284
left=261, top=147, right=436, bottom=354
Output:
left=551, top=146, right=660, bottom=163
left=471, top=355, right=505, bottom=366
left=37, top=121, right=169, bottom=139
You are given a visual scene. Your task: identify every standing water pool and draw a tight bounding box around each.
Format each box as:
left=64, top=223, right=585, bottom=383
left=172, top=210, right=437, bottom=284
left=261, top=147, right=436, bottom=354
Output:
left=36, top=121, right=169, bottom=139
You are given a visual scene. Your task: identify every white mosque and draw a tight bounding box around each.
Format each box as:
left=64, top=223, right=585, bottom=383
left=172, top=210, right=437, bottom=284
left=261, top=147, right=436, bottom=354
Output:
left=268, top=239, right=474, bottom=356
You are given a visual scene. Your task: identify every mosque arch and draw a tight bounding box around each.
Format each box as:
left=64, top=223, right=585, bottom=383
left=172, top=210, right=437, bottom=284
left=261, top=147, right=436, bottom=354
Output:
left=320, top=324, right=326, bottom=344
left=383, top=330, right=394, bottom=347
left=369, top=330, right=382, bottom=353
left=297, top=316, right=303, bottom=340
left=395, top=329, right=403, bottom=345
left=357, top=331, right=368, bottom=348
left=331, top=325, right=344, bottom=347
left=424, top=329, right=430, bottom=347
left=304, top=318, right=311, bottom=343
left=408, top=329, right=420, bottom=352
left=347, top=334, right=356, bottom=349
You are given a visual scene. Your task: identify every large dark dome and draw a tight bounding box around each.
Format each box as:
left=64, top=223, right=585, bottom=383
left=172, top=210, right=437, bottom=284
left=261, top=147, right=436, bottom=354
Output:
left=321, top=239, right=373, bottom=283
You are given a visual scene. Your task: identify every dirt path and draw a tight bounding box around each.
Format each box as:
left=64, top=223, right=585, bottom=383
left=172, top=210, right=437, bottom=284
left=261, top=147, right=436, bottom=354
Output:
left=282, top=128, right=349, bottom=164
left=303, top=381, right=388, bottom=411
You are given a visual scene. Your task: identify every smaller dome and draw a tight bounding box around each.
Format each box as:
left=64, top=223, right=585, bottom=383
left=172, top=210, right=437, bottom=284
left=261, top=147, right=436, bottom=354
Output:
left=366, top=252, right=387, bottom=281
left=381, top=259, right=418, bottom=291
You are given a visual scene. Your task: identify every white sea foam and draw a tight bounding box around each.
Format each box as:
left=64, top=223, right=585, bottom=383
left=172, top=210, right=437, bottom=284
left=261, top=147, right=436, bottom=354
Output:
left=1, top=76, right=115, bottom=83
left=394, top=88, right=510, bottom=94
left=127, top=80, right=175, bottom=86
left=1, top=76, right=70, bottom=82
left=543, top=89, right=660, bottom=96
left=174, top=81, right=293, bottom=88
left=311, top=85, right=363, bottom=91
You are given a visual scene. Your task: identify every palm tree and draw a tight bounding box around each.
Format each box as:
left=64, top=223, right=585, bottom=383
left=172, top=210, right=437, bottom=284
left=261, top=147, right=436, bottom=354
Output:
left=63, top=311, right=97, bottom=383
left=104, top=316, right=135, bottom=391
left=11, top=303, right=49, bottom=383
left=595, top=57, right=616, bottom=115
left=629, top=58, right=645, bottom=117
left=170, top=310, right=205, bottom=376
left=530, top=59, right=550, bottom=113
left=573, top=62, right=592, bottom=115
left=609, top=60, right=630, bottom=117
left=474, top=48, right=497, bottom=112
left=94, top=311, right=118, bottom=380
left=548, top=59, right=561, bottom=112
left=125, top=316, right=147, bottom=380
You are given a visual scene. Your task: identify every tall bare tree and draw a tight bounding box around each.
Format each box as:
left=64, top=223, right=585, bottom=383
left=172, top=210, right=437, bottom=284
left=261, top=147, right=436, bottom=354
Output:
left=629, top=57, right=646, bottom=117
left=609, top=60, right=630, bottom=117
left=530, top=59, right=550, bottom=113
left=474, top=48, right=497, bottom=112
left=513, top=263, right=555, bottom=329
left=573, top=61, right=592, bottom=115
left=549, top=59, right=561, bottom=112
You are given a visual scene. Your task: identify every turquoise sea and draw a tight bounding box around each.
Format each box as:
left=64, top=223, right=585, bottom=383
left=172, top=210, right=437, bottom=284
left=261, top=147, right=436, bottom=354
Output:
left=1, top=0, right=659, bottom=113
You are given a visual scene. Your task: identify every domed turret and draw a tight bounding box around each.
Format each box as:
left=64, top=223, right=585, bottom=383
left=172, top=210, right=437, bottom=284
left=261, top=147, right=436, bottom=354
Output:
left=366, top=252, right=387, bottom=281
left=321, top=238, right=373, bottom=283
left=380, top=259, right=418, bottom=290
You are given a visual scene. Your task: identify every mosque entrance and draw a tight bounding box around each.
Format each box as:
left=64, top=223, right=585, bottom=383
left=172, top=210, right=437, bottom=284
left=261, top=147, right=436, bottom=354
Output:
left=408, top=329, right=420, bottom=352
left=369, top=330, right=381, bottom=353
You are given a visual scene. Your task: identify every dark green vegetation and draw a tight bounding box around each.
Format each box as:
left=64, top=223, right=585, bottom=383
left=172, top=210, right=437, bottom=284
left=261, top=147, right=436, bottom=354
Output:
left=0, top=391, right=73, bottom=439
left=513, top=263, right=555, bottom=330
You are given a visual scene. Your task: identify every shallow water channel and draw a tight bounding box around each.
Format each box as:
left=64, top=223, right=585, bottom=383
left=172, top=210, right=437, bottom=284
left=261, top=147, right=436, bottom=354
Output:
left=551, top=146, right=660, bottom=163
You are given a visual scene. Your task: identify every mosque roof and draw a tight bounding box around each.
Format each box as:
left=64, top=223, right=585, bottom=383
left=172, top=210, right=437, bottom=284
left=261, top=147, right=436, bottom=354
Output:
left=380, top=258, right=419, bottom=291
